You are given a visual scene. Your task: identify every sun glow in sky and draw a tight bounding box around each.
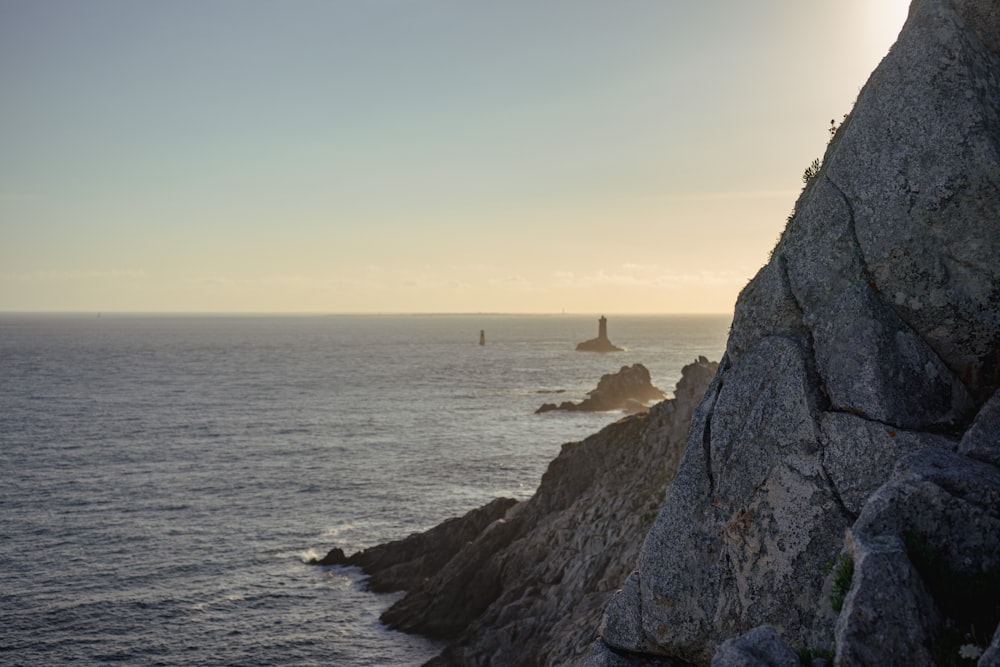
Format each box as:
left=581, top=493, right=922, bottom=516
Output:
left=1, top=1, right=910, bottom=314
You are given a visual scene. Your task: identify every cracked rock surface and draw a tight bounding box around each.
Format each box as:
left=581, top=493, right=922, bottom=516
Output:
left=591, top=0, right=1000, bottom=664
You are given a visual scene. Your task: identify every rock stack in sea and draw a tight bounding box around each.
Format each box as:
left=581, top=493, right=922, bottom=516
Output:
left=588, top=0, right=1000, bottom=663
left=315, top=357, right=718, bottom=666
left=576, top=316, right=624, bottom=353
left=536, top=363, right=667, bottom=414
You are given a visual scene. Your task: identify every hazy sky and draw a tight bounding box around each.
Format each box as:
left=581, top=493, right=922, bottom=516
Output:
left=1, top=1, right=910, bottom=314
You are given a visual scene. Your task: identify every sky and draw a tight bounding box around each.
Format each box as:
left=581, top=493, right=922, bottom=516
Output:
left=0, top=1, right=911, bottom=314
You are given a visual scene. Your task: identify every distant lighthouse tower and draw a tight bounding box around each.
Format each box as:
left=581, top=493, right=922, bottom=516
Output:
left=575, top=315, right=623, bottom=352
left=479, top=329, right=486, bottom=346
left=598, top=315, right=609, bottom=342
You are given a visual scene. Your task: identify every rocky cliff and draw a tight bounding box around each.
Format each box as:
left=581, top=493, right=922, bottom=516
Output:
left=589, top=0, right=1000, bottom=664
left=317, top=358, right=717, bottom=666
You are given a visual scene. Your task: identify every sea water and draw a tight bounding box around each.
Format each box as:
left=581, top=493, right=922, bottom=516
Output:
left=0, top=313, right=729, bottom=666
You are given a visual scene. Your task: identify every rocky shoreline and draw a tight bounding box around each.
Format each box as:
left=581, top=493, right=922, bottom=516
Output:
left=315, top=358, right=718, bottom=665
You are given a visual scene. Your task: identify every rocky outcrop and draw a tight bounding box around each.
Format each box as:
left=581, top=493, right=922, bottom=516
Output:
left=589, top=0, right=1000, bottom=664
left=576, top=316, right=624, bottom=353
left=310, top=497, right=516, bottom=592
left=537, top=363, right=668, bottom=414
left=325, top=358, right=716, bottom=666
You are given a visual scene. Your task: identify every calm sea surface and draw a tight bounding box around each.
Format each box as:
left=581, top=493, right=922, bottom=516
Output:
left=0, top=314, right=729, bottom=666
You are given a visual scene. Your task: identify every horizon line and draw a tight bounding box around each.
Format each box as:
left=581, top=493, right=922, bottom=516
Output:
left=0, top=310, right=734, bottom=317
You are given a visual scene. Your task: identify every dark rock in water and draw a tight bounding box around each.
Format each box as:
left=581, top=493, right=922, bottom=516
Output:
left=376, top=358, right=718, bottom=664
left=311, top=547, right=347, bottom=566
left=537, top=363, right=667, bottom=414
left=311, top=497, right=516, bottom=593
left=576, top=315, right=624, bottom=352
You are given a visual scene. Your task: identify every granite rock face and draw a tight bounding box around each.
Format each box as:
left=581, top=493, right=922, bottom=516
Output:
left=590, top=0, right=1000, bottom=663
left=537, top=363, right=668, bottom=414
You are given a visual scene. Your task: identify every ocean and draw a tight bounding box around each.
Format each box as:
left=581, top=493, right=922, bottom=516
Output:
left=0, top=313, right=730, bottom=666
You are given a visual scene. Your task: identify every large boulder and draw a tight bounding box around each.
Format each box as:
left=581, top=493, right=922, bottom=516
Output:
left=590, top=0, right=1000, bottom=663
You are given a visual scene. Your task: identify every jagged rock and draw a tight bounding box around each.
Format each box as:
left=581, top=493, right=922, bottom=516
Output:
left=819, top=412, right=956, bottom=514
left=374, top=358, right=717, bottom=665
left=537, top=364, right=667, bottom=414
left=591, top=0, right=1000, bottom=664
left=710, top=626, right=799, bottom=667
left=311, top=497, right=517, bottom=593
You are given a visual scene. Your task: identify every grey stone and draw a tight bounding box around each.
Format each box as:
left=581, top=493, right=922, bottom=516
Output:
left=829, top=448, right=1000, bottom=665
left=598, top=572, right=654, bottom=655
left=710, top=626, right=799, bottom=667
left=819, top=412, right=956, bottom=515
left=593, top=0, right=1000, bottom=663
left=613, top=338, right=847, bottom=664
left=852, top=448, right=1000, bottom=574
left=833, top=530, right=939, bottom=667
left=959, top=388, right=1000, bottom=467
left=822, top=0, right=1000, bottom=404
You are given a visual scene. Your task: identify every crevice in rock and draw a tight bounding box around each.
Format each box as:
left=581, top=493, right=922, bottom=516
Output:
left=826, top=175, right=977, bottom=419
left=818, top=451, right=859, bottom=524
left=824, top=176, right=875, bottom=286
left=776, top=256, right=829, bottom=400
left=702, top=379, right=721, bottom=496
left=824, top=407, right=908, bottom=433
left=598, top=640, right=697, bottom=667
left=823, top=406, right=964, bottom=439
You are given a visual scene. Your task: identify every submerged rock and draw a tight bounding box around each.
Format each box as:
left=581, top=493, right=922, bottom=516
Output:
left=537, top=363, right=667, bottom=414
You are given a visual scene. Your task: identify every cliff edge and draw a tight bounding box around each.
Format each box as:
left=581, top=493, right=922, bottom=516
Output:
left=317, top=358, right=717, bottom=666
left=589, top=0, right=1000, bottom=664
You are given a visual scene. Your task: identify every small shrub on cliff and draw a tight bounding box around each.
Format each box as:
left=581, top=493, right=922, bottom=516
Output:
left=802, top=158, right=822, bottom=185
left=829, top=553, right=854, bottom=613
